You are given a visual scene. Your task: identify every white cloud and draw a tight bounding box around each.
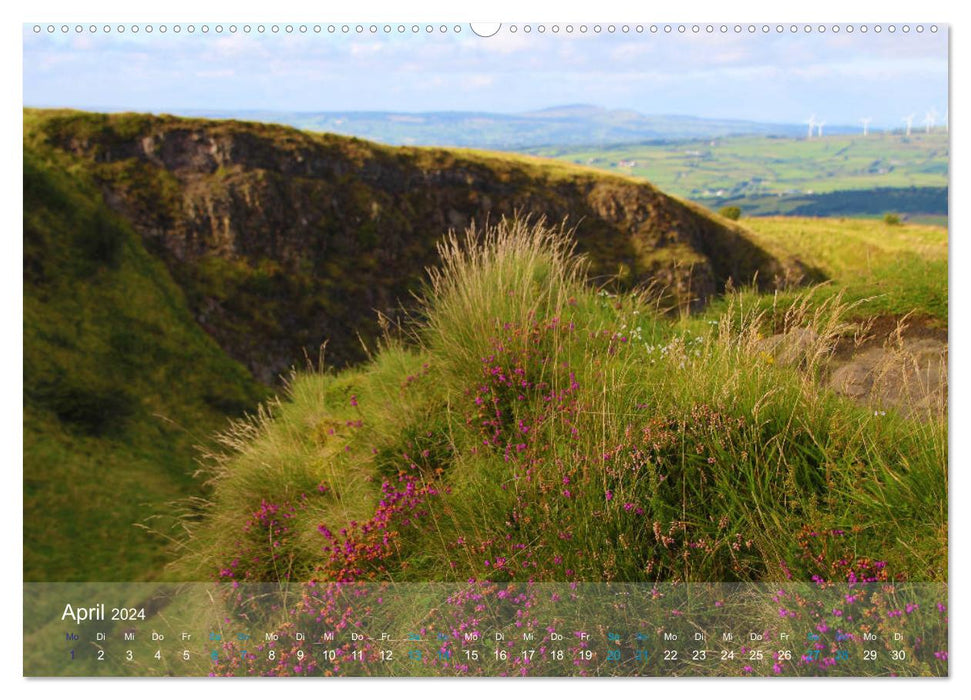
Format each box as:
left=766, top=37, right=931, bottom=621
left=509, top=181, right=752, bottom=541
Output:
left=208, top=34, right=263, bottom=59
left=350, top=41, right=385, bottom=57
left=195, top=69, right=235, bottom=78
left=466, top=74, right=495, bottom=88
left=470, top=31, right=532, bottom=55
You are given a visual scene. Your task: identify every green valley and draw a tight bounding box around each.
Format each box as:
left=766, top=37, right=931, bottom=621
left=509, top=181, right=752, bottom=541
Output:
left=524, top=131, right=949, bottom=220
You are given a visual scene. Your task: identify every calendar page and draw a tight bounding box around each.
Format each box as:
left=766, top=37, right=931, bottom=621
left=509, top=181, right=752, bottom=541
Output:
left=21, top=14, right=949, bottom=680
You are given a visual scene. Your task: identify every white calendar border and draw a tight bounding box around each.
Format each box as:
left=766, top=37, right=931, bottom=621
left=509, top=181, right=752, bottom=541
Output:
left=4, top=0, right=962, bottom=697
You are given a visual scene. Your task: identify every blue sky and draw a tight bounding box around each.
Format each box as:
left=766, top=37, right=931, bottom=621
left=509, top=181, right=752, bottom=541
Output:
left=23, top=23, right=948, bottom=128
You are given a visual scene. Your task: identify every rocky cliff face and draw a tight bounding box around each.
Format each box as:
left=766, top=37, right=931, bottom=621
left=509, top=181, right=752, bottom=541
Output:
left=32, top=110, right=802, bottom=383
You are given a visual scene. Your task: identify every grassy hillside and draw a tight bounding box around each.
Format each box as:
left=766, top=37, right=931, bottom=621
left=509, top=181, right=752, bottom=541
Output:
left=175, top=218, right=946, bottom=590
left=23, top=146, right=267, bottom=581
left=693, top=216, right=947, bottom=330
left=747, top=217, right=946, bottom=317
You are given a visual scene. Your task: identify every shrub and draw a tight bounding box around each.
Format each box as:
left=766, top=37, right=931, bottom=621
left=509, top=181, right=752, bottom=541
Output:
left=719, top=205, right=742, bottom=221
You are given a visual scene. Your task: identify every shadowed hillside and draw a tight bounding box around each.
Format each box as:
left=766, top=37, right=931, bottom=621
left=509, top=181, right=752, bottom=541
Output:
left=25, top=109, right=807, bottom=383
left=23, top=148, right=267, bottom=581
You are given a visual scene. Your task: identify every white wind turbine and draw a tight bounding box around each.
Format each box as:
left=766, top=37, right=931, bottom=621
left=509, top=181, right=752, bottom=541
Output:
left=903, top=114, right=914, bottom=137
left=860, top=117, right=872, bottom=137
left=924, top=109, right=937, bottom=134
left=816, top=121, right=826, bottom=138
left=806, top=115, right=816, bottom=140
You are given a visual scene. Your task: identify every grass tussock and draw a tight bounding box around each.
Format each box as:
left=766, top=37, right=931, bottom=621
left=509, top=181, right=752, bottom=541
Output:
left=421, top=217, right=585, bottom=377
left=173, top=218, right=947, bottom=586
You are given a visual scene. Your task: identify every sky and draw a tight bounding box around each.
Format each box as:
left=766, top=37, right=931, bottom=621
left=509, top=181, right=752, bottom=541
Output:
left=24, top=22, right=950, bottom=131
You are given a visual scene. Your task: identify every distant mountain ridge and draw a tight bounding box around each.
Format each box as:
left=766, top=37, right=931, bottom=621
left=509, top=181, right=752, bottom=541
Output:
left=173, top=104, right=849, bottom=149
